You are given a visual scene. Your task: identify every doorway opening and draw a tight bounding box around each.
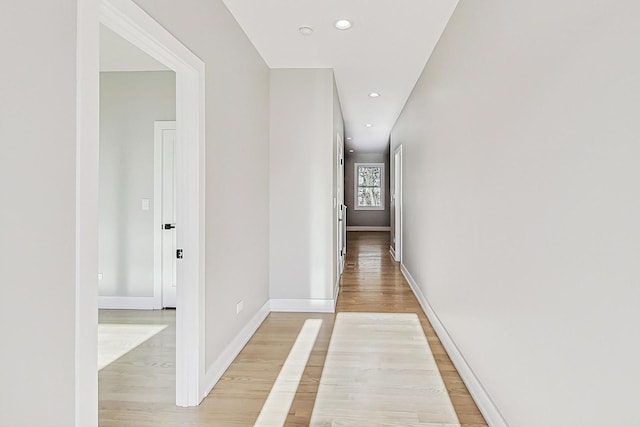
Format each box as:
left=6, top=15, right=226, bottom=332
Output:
left=77, top=0, right=206, bottom=422
left=99, top=25, right=175, bottom=311
left=97, top=32, right=177, bottom=417
left=99, top=0, right=205, bottom=407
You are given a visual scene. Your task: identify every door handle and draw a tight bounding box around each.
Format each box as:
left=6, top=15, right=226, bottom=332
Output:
left=164, top=223, right=176, bottom=230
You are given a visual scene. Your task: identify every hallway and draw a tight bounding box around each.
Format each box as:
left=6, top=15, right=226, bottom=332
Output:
left=99, top=232, right=487, bottom=426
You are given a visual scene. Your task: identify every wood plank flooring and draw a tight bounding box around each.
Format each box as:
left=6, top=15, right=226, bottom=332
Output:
left=99, top=231, right=487, bottom=426
left=336, top=232, right=487, bottom=427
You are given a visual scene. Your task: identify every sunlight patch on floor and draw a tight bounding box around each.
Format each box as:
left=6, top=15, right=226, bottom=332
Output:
left=310, top=312, right=460, bottom=427
left=254, top=319, right=323, bottom=427
left=98, top=323, right=168, bottom=370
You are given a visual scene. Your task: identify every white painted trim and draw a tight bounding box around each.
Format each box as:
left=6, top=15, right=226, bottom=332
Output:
left=76, top=0, right=100, bottom=424
left=270, top=299, right=336, bottom=313
left=400, top=264, right=508, bottom=427
left=346, top=226, right=391, bottom=231
left=154, top=121, right=176, bottom=310
left=393, top=145, right=403, bottom=264
left=98, top=296, right=158, bottom=310
left=336, top=132, right=345, bottom=284
left=201, top=301, right=271, bottom=399
left=75, top=0, right=206, bottom=414
left=389, top=246, right=397, bottom=261
left=333, top=281, right=340, bottom=306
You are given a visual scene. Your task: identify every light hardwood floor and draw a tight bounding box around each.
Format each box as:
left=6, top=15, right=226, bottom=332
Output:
left=99, top=231, right=487, bottom=426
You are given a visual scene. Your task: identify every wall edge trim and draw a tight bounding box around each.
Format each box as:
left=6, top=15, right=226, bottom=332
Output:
left=98, top=296, right=159, bottom=310
left=270, top=298, right=336, bottom=313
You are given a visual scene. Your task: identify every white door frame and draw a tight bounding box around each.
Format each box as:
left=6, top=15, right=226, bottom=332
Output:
left=154, top=121, right=177, bottom=309
left=394, top=145, right=403, bottom=263
left=336, top=132, right=345, bottom=282
left=76, top=0, right=206, bottom=423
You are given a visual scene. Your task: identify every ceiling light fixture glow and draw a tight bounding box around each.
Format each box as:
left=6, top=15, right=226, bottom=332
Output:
left=365, top=123, right=373, bottom=128
left=349, top=149, right=355, bottom=153
left=299, top=26, right=314, bottom=36
left=346, top=137, right=352, bottom=140
left=369, top=92, right=380, bottom=98
left=334, top=19, right=352, bottom=30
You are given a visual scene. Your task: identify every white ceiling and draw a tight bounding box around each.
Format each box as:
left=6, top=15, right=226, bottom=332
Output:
left=100, top=24, right=169, bottom=72
left=222, top=0, right=459, bottom=153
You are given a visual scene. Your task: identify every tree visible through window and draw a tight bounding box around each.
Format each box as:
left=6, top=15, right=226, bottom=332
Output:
left=355, top=163, right=384, bottom=210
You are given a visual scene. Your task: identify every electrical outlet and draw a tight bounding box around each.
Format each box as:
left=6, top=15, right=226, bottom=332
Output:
left=98, top=273, right=103, bottom=280
left=236, top=300, right=244, bottom=314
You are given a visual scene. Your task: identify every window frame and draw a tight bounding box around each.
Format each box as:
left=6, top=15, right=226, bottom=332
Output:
left=354, top=162, right=385, bottom=211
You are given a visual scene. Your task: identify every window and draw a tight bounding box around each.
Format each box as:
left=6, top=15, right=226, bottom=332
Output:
left=354, top=163, right=384, bottom=210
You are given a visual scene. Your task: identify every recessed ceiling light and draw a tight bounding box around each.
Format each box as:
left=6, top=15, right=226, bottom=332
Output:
left=348, top=149, right=355, bottom=153
left=334, top=19, right=352, bottom=30
left=299, top=26, right=314, bottom=36
left=346, top=137, right=352, bottom=140
left=365, top=123, right=373, bottom=128
left=369, top=92, right=380, bottom=98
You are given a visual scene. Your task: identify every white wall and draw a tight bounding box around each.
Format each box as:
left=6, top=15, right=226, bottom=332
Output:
left=270, top=69, right=339, bottom=304
left=131, top=0, right=271, bottom=371
left=99, top=71, right=175, bottom=298
left=391, top=1, right=640, bottom=425
left=0, top=1, right=77, bottom=425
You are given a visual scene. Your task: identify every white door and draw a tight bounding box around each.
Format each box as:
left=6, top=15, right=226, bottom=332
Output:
left=394, top=146, right=402, bottom=263
left=159, top=123, right=177, bottom=308
left=337, top=134, right=346, bottom=276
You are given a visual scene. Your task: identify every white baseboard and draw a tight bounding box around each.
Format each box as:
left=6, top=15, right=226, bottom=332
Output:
left=400, top=264, right=508, bottom=427
left=389, top=246, right=397, bottom=261
left=346, top=226, right=391, bottom=231
left=98, top=296, right=159, bottom=310
left=270, top=298, right=336, bottom=313
left=201, top=300, right=271, bottom=400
